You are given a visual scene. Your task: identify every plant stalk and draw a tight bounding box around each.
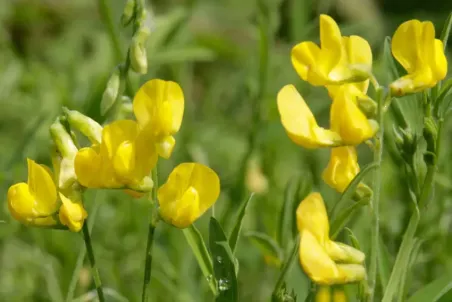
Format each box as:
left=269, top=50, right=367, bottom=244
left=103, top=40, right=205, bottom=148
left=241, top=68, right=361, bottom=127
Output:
left=82, top=222, right=105, bottom=302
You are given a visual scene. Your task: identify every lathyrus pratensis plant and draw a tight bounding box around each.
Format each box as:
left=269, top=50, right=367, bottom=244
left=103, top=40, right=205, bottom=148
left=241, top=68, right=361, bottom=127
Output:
left=272, top=13, right=452, bottom=302
left=5, top=1, right=452, bottom=301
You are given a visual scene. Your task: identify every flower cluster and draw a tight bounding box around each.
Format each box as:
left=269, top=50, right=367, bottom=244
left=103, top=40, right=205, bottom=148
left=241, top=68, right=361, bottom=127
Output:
left=7, top=79, right=220, bottom=231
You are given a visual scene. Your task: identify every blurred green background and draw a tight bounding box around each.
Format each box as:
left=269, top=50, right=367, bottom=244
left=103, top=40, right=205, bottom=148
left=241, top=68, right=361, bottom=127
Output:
left=1, top=0, right=452, bottom=301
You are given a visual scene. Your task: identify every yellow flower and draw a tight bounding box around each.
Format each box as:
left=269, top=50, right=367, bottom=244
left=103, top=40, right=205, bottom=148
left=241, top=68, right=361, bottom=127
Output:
left=133, top=79, right=184, bottom=159
left=75, top=120, right=156, bottom=192
left=291, top=14, right=372, bottom=86
left=58, top=192, right=87, bottom=232
left=330, top=85, right=378, bottom=145
left=7, top=159, right=59, bottom=227
left=390, top=19, right=447, bottom=96
left=158, top=163, right=220, bottom=228
left=315, top=286, right=347, bottom=302
left=277, top=85, right=342, bottom=148
left=297, top=193, right=366, bottom=285
left=322, top=147, right=359, bottom=193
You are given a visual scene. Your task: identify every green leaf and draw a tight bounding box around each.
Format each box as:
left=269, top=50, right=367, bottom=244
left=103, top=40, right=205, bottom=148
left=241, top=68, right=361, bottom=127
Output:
left=330, top=162, right=378, bottom=220
left=246, top=231, right=283, bottom=265
left=183, top=224, right=217, bottom=295
left=277, top=176, right=301, bottom=249
left=330, top=197, right=369, bottom=239
left=407, top=273, right=452, bottom=302
left=229, top=193, right=254, bottom=253
left=272, top=237, right=300, bottom=300
left=377, top=234, right=393, bottom=293
left=440, top=12, right=452, bottom=50
left=383, top=36, right=400, bottom=81
left=209, top=217, right=238, bottom=302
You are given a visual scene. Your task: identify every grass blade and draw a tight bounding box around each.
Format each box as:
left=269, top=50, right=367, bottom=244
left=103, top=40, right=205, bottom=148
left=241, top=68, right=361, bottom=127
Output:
left=229, top=193, right=254, bottom=253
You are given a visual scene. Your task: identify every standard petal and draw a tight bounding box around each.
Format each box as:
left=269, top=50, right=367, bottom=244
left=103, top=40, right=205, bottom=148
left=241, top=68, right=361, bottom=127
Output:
left=185, top=163, right=220, bottom=214
left=343, top=36, right=372, bottom=67
left=134, top=130, right=158, bottom=180
left=319, top=14, right=342, bottom=54
left=322, top=147, right=360, bottom=193
left=27, top=159, right=57, bottom=215
left=74, top=147, right=103, bottom=188
left=431, top=39, right=448, bottom=81
left=133, top=79, right=184, bottom=135
left=7, top=183, right=36, bottom=221
left=113, top=141, right=136, bottom=183
left=102, top=120, right=139, bottom=159
left=296, top=192, right=329, bottom=242
left=160, top=186, right=200, bottom=228
left=277, top=85, right=341, bottom=148
left=392, top=19, right=422, bottom=73
left=291, top=41, right=321, bottom=82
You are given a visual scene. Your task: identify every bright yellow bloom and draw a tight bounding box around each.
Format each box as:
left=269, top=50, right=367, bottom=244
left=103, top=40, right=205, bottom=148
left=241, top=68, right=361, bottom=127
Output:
left=158, top=163, right=220, bottom=228
left=322, top=147, right=359, bottom=193
left=390, top=19, right=447, bottom=96
left=75, top=120, right=156, bottom=192
left=7, top=159, right=59, bottom=226
left=330, top=86, right=378, bottom=145
left=133, top=79, right=184, bottom=159
left=291, top=14, right=372, bottom=86
left=277, top=85, right=342, bottom=148
left=315, top=286, right=347, bottom=302
left=297, top=193, right=366, bottom=285
left=58, top=192, right=87, bottom=232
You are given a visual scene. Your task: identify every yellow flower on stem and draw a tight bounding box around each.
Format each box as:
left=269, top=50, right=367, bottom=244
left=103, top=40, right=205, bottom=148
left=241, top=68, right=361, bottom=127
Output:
left=297, top=192, right=366, bottom=285
left=390, top=19, right=447, bottom=96
left=158, top=163, right=220, bottom=228
left=74, top=120, right=157, bottom=192
left=7, top=159, right=59, bottom=226
left=322, top=147, right=359, bottom=193
left=330, top=85, right=378, bottom=145
left=133, top=79, right=184, bottom=159
left=291, top=14, right=372, bottom=86
left=59, top=191, right=87, bottom=232
left=277, top=85, right=342, bottom=148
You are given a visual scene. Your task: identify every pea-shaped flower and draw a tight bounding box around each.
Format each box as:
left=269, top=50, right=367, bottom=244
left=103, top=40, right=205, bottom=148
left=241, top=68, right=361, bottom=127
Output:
left=322, top=147, right=359, bottom=193
left=75, top=120, right=156, bottom=192
left=58, top=191, right=88, bottom=232
left=291, top=14, right=372, bottom=86
left=297, top=192, right=366, bottom=284
left=158, top=163, right=220, bottom=228
left=133, top=79, right=184, bottom=159
left=277, top=85, right=342, bottom=148
left=390, top=19, right=447, bottom=96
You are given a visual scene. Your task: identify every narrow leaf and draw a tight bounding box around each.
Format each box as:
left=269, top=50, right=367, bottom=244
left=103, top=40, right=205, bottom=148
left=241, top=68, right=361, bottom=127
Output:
left=440, top=12, right=452, bottom=50
left=383, top=36, right=400, bottom=81
left=407, top=273, right=452, bottom=302
left=277, top=176, right=300, bottom=248
left=272, top=237, right=300, bottom=299
left=209, top=217, right=238, bottom=302
left=330, top=162, right=378, bottom=220
left=377, top=234, right=393, bottom=293
left=183, top=224, right=217, bottom=295
left=229, top=193, right=254, bottom=253
left=330, top=198, right=369, bottom=239
left=246, top=231, right=283, bottom=265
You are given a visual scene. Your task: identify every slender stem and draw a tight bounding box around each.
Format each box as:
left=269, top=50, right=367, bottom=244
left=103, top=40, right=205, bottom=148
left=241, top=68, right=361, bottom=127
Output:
left=82, top=222, right=105, bottom=302
left=141, top=167, right=160, bottom=302
left=368, top=87, right=385, bottom=301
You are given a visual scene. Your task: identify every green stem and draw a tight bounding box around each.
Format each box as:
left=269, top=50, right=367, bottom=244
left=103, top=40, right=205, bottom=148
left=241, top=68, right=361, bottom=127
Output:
left=82, top=222, right=105, bottom=302
left=368, top=87, right=385, bottom=301
left=142, top=168, right=160, bottom=302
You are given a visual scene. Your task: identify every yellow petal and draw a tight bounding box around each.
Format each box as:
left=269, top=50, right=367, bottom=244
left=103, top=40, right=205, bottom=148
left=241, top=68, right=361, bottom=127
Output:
left=26, top=159, right=58, bottom=215
left=156, top=135, right=176, bottom=159
left=58, top=193, right=88, bottom=232
left=299, top=230, right=339, bottom=284
left=158, top=163, right=220, bottom=228
left=320, top=15, right=342, bottom=53
left=134, top=130, right=158, bottom=180
left=389, top=70, right=433, bottom=96
left=325, top=240, right=365, bottom=264
left=333, top=288, right=347, bottom=302
left=277, top=85, right=341, bottom=148
left=291, top=41, right=322, bottom=84
left=330, top=88, right=377, bottom=145
left=75, top=147, right=103, bottom=188
left=7, top=183, right=37, bottom=221
left=315, top=286, right=331, bottom=302
left=133, top=79, right=184, bottom=136
left=392, top=19, right=423, bottom=74
left=335, top=264, right=366, bottom=284
left=343, top=36, right=372, bottom=67
left=322, top=147, right=360, bottom=193
left=431, top=39, right=447, bottom=81
left=296, top=192, right=329, bottom=243
left=102, top=120, right=139, bottom=160
left=113, top=140, right=136, bottom=183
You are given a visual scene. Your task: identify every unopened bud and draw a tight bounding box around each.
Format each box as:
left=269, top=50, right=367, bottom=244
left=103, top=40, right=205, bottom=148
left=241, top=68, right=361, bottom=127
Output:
left=115, top=96, right=134, bottom=120
left=129, top=175, right=154, bottom=193
left=357, top=95, right=377, bottom=118
left=64, top=108, right=103, bottom=144
left=100, top=67, right=122, bottom=116
left=130, top=38, right=148, bottom=74
left=423, top=117, right=438, bottom=165
left=121, top=0, right=135, bottom=27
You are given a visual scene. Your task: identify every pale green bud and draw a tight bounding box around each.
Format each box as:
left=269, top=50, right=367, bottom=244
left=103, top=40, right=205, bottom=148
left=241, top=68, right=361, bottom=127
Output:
left=121, top=0, right=135, bottom=27
left=64, top=108, right=103, bottom=144
left=100, top=67, right=122, bottom=116
left=130, top=37, right=148, bottom=74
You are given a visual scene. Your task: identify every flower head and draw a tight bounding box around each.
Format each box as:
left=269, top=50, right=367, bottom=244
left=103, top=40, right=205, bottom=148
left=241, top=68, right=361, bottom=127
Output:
left=322, top=147, right=359, bottom=193
left=74, top=120, right=156, bottom=192
left=133, top=79, right=184, bottom=158
left=291, top=14, right=372, bottom=86
left=158, top=163, right=220, bottom=228
left=297, top=193, right=366, bottom=284
left=390, top=19, right=447, bottom=96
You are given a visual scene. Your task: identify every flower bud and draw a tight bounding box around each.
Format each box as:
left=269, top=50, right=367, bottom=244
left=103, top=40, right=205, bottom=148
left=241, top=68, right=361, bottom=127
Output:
left=356, top=95, right=377, bottom=118
left=423, top=117, right=438, bottom=165
left=121, top=0, right=135, bottom=27
left=130, top=38, right=148, bottom=74
left=100, top=67, right=122, bottom=116
left=64, top=108, right=103, bottom=144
